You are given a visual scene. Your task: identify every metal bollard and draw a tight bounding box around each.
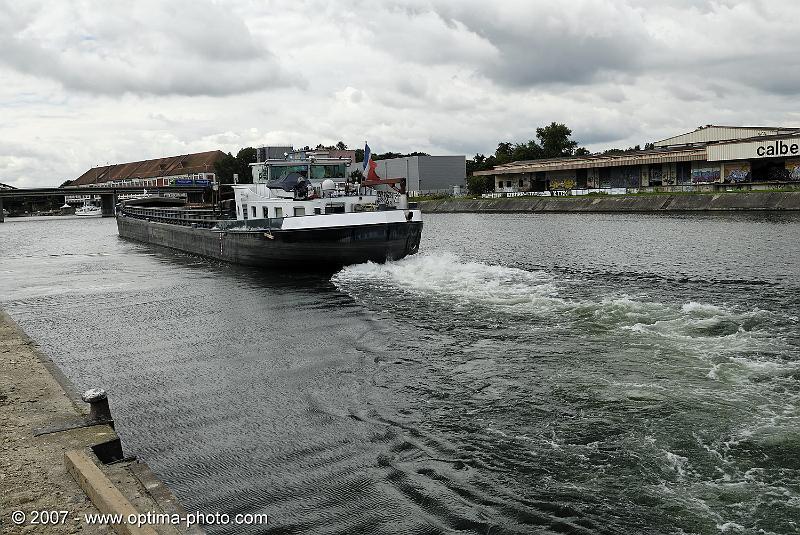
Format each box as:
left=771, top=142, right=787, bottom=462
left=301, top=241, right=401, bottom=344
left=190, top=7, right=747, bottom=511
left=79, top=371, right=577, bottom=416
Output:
left=81, top=388, right=113, bottom=423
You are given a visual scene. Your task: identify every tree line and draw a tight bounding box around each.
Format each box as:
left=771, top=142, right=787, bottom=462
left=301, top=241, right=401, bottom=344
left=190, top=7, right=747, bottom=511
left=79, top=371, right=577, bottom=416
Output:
left=214, top=124, right=654, bottom=189
left=465, top=123, right=655, bottom=194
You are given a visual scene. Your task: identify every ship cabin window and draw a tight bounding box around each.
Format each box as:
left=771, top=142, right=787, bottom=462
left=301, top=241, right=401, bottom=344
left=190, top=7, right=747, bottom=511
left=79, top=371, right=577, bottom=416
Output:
left=314, top=207, right=322, bottom=215
left=294, top=206, right=306, bottom=217
left=310, top=164, right=347, bottom=180
left=269, top=164, right=308, bottom=182
left=274, top=207, right=283, bottom=218
left=242, top=204, right=248, bottom=220
left=262, top=207, right=268, bottom=218
left=251, top=206, right=257, bottom=218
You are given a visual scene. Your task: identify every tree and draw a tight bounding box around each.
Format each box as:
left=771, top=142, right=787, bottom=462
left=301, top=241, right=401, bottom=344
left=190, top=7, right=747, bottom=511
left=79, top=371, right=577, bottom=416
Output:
left=235, top=147, right=257, bottom=184
left=466, top=175, right=494, bottom=195
left=536, top=122, right=578, bottom=158
left=349, top=169, right=363, bottom=183
left=336, top=141, right=347, bottom=150
left=59, top=179, right=72, bottom=188
left=214, top=152, right=237, bottom=184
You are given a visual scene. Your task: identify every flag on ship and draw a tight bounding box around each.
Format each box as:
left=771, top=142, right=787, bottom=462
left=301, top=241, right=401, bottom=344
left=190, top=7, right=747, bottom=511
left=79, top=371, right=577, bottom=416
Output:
left=363, top=142, right=381, bottom=181
left=362, top=142, right=371, bottom=171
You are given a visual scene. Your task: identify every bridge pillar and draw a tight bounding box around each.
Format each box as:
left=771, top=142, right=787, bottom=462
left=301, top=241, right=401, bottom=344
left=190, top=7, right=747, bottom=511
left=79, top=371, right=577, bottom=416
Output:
left=101, top=194, right=115, bottom=217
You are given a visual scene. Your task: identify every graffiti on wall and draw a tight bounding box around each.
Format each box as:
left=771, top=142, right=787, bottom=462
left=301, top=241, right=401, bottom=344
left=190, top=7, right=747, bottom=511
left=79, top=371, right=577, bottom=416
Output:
left=724, top=163, right=751, bottom=183
left=691, top=167, right=721, bottom=184
left=786, top=160, right=800, bottom=181
left=550, top=177, right=575, bottom=190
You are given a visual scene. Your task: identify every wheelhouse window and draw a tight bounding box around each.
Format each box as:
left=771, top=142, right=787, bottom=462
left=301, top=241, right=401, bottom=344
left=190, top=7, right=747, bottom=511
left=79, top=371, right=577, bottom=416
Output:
left=251, top=206, right=257, bottom=218
left=268, top=164, right=308, bottom=182
left=262, top=206, right=268, bottom=218
left=310, top=164, right=346, bottom=180
left=274, top=207, right=283, bottom=218
left=294, top=206, right=305, bottom=217
left=242, top=204, right=248, bottom=220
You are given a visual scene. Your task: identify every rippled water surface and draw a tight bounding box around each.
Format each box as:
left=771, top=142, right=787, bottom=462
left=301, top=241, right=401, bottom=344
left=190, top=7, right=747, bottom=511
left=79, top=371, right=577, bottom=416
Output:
left=1, top=213, right=799, bottom=534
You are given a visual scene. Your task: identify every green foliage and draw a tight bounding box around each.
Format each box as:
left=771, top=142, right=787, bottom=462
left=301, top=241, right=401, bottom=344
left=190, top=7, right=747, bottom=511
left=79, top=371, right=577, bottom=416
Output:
left=465, top=122, right=588, bottom=176
left=536, top=122, right=578, bottom=158
left=466, top=174, right=494, bottom=195
left=214, top=147, right=257, bottom=184
left=214, top=152, right=237, bottom=185
left=349, top=169, right=364, bottom=183
left=235, top=147, right=257, bottom=184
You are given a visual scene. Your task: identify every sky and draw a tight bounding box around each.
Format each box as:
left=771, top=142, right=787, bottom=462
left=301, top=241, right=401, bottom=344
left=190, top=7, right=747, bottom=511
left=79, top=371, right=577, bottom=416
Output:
left=1, top=0, right=800, bottom=188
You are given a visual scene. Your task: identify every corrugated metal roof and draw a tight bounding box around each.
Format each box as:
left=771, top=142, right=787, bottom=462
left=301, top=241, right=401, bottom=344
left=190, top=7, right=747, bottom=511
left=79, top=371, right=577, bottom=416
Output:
left=474, top=148, right=707, bottom=176
left=653, top=125, right=800, bottom=147
left=70, top=150, right=227, bottom=186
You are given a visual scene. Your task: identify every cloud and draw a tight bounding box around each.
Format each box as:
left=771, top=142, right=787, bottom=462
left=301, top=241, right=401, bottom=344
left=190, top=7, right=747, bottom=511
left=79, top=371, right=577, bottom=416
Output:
left=0, top=0, right=304, bottom=97
left=2, top=0, right=800, bottom=188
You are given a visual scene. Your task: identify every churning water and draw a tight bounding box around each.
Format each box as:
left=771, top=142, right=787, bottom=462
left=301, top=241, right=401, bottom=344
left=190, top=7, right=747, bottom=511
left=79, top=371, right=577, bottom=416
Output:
left=1, top=213, right=798, bottom=534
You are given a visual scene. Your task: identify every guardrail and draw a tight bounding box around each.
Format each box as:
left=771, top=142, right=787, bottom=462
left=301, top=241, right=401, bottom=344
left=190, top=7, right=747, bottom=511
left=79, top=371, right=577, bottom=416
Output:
left=483, top=181, right=800, bottom=198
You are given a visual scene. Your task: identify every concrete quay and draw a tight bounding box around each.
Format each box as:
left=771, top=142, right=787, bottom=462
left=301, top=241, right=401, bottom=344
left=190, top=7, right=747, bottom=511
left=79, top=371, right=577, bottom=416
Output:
left=0, top=309, right=199, bottom=535
left=419, top=190, right=800, bottom=213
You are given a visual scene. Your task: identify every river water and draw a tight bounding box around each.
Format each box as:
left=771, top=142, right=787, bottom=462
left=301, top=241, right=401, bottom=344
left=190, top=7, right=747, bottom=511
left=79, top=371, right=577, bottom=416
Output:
left=1, top=213, right=798, bottom=534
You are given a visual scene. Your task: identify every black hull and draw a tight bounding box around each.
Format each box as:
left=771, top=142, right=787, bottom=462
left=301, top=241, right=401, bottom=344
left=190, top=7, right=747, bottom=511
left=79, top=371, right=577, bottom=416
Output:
left=116, top=215, right=423, bottom=270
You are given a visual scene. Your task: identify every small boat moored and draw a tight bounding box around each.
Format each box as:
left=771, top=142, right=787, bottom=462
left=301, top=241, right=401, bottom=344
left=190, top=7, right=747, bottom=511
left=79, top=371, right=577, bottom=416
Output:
left=75, top=201, right=102, bottom=217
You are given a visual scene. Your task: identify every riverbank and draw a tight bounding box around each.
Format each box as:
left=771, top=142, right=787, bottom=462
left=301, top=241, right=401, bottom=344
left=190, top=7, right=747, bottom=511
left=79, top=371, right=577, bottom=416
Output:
left=419, top=190, right=800, bottom=213
left=0, top=309, right=196, bottom=535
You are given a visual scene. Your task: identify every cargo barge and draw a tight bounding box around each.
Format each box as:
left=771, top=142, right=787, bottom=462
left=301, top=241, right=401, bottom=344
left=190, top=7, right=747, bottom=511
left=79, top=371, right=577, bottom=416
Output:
left=116, top=154, right=423, bottom=270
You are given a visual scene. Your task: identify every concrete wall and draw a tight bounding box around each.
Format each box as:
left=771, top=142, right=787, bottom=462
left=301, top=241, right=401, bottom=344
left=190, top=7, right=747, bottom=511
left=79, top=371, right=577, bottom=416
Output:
left=420, top=191, right=800, bottom=213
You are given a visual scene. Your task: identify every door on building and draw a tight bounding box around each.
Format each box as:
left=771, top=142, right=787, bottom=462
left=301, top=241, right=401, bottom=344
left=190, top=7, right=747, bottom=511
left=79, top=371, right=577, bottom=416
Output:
left=576, top=169, right=588, bottom=188
left=750, top=159, right=787, bottom=182
left=533, top=171, right=547, bottom=191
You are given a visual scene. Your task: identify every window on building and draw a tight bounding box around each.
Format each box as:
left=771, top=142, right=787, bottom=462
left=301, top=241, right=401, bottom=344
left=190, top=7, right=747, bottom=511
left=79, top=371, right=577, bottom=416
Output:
left=506, top=180, right=512, bottom=187
left=518, top=178, right=524, bottom=187
left=649, top=164, right=663, bottom=186
left=251, top=206, right=257, bottom=218
left=294, top=206, right=305, bottom=217
left=262, top=207, right=268, bottom=218
left=242, top=204, right=248, bottom=220
left=676, top=162, right=692, bottom=184
left=275, top=207, right=283, bottom=218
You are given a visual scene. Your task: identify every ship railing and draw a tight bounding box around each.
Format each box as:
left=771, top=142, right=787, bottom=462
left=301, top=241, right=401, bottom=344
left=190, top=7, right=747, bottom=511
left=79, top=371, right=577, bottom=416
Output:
left=120, top=206, right=225, bottom=229
left=214, top=218, right=285, bottom=231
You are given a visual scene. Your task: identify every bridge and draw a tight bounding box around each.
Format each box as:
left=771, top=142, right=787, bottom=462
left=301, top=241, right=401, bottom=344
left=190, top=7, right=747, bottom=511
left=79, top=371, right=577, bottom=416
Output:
left=0, top=185, right=210, bottom=222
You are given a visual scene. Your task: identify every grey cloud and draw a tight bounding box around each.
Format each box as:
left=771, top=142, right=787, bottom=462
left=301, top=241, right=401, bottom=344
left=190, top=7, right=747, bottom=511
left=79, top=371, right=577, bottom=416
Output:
left=0, top=0, right=305, bottom=97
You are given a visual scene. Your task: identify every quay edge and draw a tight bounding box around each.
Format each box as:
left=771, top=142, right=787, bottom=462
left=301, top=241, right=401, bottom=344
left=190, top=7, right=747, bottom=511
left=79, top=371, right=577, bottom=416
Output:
left=0, top=307, right=201, bottom=535
left=418, top=190, right=800, bottom=213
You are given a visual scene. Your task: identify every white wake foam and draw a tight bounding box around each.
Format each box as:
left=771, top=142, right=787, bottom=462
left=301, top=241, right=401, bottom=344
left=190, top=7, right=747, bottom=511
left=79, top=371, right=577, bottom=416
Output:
left=333, top=252, right=561, bottom=309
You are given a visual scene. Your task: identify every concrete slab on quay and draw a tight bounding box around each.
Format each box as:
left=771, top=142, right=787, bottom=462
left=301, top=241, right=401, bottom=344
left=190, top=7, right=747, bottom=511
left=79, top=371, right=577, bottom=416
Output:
left=0, top=309, right=199, bottom=535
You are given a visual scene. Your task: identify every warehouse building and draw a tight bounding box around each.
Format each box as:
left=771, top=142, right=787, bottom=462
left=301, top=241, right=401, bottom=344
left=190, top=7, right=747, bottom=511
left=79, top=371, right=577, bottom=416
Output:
left=355, top=155, right=466, bottom=195
left=478, top=126, right=800, bottom=193
left=68, top=150, right=226, bottom=188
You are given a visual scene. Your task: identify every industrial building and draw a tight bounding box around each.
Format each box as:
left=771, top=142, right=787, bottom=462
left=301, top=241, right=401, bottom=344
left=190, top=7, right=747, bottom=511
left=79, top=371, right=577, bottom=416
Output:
left=68, top=150, right=226, bottom=188
left=253, top=146, right=466, bottom=195
left=478, top=126, right=800, bottom=193
left=355, top=155, right=466, bottom=195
